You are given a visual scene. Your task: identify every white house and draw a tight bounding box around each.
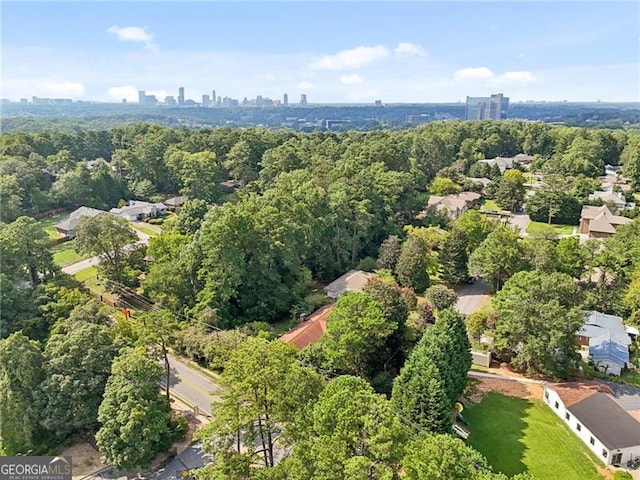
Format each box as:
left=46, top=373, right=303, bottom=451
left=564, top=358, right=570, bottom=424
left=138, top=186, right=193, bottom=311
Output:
left=110, top=200, right=167, bottom=221
left=544, top=383, right=640, bottom=467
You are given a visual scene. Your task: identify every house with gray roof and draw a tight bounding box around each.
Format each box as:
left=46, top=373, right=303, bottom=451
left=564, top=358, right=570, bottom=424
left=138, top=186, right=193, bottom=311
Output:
left=544, top=383, right=640, bottom=467
left=577, top=311, right=632, bottom=376
left=110, top=200, right=167, bottom=221
left=54, top=206, right=108, bottom=238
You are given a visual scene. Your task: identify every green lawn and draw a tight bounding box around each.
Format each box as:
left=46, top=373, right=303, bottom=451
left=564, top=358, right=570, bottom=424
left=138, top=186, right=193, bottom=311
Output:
left=526, top=221, right=574, bottom=236
left=465, top=393, right=603, bottom=479
left=73, top=266, right=106, bottom=295
left=37, top=215, right=66, bottom=239
left=132, top=223, right=160, bottom=237
left=50, top=240, right=91, bottom=267
left=481, top=199, right=500, bottom=211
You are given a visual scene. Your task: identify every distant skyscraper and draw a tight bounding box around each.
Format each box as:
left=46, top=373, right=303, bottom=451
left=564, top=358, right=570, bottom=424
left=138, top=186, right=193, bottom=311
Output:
left=138, top=90, right=146, bottom=104
left=212, top=90, right=216, bottom=103
left=202, top=94, right=210, bottom=107
left=300, top=94, right=307, bottom=106
left=178, top=87, right=185, bottom=105
left=283, top=93, right=288, bottom=106
left=465, top=93, right=509, bottom=120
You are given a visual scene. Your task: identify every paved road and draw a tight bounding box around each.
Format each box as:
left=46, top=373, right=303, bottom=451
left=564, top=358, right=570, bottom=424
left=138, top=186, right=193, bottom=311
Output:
left=455, top=279, right=492, bottom=316
left=509, top=212, right=531, bottom=235
left=164, top=355, right=220, bottom=417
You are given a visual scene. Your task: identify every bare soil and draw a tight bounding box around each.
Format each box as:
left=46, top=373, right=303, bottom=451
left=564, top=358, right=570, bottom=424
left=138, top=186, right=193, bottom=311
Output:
left=466, top=376, right=544, bottom=403
left=58, top=442, right=105, bottom=479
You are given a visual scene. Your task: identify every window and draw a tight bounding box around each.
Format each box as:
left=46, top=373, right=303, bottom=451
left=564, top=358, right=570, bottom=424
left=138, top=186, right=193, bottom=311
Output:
left=590, top=437, right=595, bottom=446
left=555, top=401, right=559, bottom=409
left=565, top=412, right=570, bottom=421
left=576, top=423, right=582, bottom=432
left=602, top=450, right=608, bottom=458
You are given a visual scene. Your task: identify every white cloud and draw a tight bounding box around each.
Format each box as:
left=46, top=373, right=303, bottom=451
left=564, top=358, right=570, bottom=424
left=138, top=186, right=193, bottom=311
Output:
left=107, top=85, right=138, bottom=102
left=497, top=71, right=536, bottom=83
left=339, top=74, right=364, bottom=85
left=39, top=80, right=85, bottom=97
left=311, top=45, right=389, bottom=70
left=453, top=67, right=537, bottom=85
left=453, top=67, right=495, bottom=81
left=297, top=80, right=315, bottom=90
left=394, top=42, right=427, bottom=57
left=107, top=25, right=156, bottom=49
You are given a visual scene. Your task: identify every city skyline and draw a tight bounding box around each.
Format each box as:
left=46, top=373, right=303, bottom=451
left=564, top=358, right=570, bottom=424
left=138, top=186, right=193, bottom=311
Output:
left=2, top=2, right=638, bottom=103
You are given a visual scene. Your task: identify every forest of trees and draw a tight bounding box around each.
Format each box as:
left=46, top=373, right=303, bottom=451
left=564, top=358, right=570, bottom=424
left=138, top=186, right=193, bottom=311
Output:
left=1, top=119, right=640, bottom=476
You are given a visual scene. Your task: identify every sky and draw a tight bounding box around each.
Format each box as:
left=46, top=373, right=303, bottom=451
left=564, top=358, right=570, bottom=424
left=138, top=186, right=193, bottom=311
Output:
left=1, top=1, right=639, bottom=104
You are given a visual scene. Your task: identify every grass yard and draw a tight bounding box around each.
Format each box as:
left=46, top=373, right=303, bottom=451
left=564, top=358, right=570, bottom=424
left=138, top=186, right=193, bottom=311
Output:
left=465, top=393, right=603, bottom=480
left=526, top=221, right=574, bottom=236
left=132, top=223, right=161, bottom=237
left=481, top=199, right=500, bottom=211
left=38, top=215, right=65, bottom=239
left=50, top=240, right=90, bottom=267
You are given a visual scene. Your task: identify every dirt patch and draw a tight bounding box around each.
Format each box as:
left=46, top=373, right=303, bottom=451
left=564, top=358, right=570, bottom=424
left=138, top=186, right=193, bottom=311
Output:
left=58, top=441, right=105, bottom=479
left=467, top=377, right=544, bottom=403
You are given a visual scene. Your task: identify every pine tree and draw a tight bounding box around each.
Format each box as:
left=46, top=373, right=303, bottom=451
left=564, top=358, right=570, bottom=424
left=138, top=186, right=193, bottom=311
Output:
left=395, top=236, right=430, bottom=293
left=440, top=228, right=469, bottom=286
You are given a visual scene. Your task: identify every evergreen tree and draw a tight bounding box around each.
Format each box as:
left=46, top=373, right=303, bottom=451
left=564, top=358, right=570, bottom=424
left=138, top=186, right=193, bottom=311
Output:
left=440, top=228, right=470, bottom=286
left=376, top=234, right=402, bottom=271
left=396, top=236, right=430, bottom=293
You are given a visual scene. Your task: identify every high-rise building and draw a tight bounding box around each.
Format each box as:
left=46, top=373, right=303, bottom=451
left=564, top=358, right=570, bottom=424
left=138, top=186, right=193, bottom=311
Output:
left=138, top=90, right=146, bottom=104
left=300, top=94, right=307, bottom=106
left=465, top=93, right=509, bottom=120
left=202, top=94, right=210, bottom=107
left=178, top=87, right=185, bottom=105
left=283, top=93, right=288, bottom=106
left=212, top=90, right=216, bottom=103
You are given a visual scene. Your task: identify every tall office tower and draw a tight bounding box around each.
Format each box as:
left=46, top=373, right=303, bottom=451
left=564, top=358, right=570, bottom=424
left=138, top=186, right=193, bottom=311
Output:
left=202, top=94, right=210, bottom=107
left=283, top=93, right=288, bottom=106
left=138, top=90, right=146, bottom=104
left=178, top=87, right=185, bottom=105
left=300, top=94, right=307, bottom=106
left=465, top=93, right=509, bottom=120
left=212, top=90, right=216, bottom=103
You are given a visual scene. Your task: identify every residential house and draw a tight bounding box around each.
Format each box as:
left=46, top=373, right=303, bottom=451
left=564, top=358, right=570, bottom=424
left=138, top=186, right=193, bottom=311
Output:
left=425, top=191, right=482, bottom=219
left=478, top=156, right=515, bottom=174
left=579, top=206, right=631, bottom=239
left=110, top=200, right=167, bottom=221
left=164, top=196, right=186, bottom=212
left=577, top=311, right=632, bottom=376
left=54, top=206, right=107, bottom=238
left=279, top=304, right=334, bottom=349
left=324, top=270, right=374, bottom=299
left=544, top=383, right=640, bottom=467
left=588, top=191, right=630, bottom=212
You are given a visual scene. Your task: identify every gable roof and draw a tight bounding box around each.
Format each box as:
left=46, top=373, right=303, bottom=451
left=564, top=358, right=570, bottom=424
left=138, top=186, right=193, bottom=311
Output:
left=110, top=200, right=166, bottom=217
left=324, top=270, right=374, bottom=298
left=579, top=311, right=631, bottom=346
left=55, top=206, right=107, bottom=232
left=588, top=191, right=627, bottom=206
left=580, top=206, right=632, bottom=233
left=568, top=392, right=640, bottom=449
left=589, top=334, right=631, bottom=367
left=280, top=304, right=334, bottom=349
left=164, top=196, right=186, bottom=207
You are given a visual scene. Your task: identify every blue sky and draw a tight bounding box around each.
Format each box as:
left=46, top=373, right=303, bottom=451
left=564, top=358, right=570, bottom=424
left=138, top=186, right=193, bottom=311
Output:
left=2, top=1, right=639, bottom=103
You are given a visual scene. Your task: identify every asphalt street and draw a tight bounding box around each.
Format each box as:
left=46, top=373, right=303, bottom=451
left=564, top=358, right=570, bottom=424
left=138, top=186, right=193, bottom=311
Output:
left=455, top=278, right=492, bottom=316
left=164, top=356, right=220, bottom=417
